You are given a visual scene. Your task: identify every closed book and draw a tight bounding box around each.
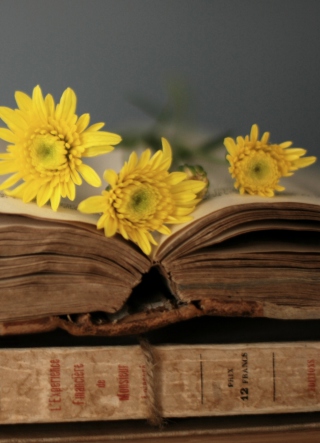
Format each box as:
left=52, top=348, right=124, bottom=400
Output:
left=1, top=339, right=320, bottom=425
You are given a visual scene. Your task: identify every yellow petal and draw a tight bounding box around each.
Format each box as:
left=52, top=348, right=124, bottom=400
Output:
left=166, top=215, right=192, bottom=224
left=15, top=91, right=33, bottom=112
left=0, top=128, right=17, bottom=143
left=81, top=131, right=122, bottom=148
left=37, top=182, right=52, bottom=207
left=150, top=150, right=165, bottom=170
left=161, top=137, right=172, bottom=163
left=23, top=181, right=41, bottom=203
left=174, top=206, right=195, bottom=216
left=70, top=168, right=82, bottom=185
left=293, top=156, right=317, bottom=168
left=173, top=192, right=198, bottom=203
left=157, top=225, right=171, bottom=235
left=0, top=153, right=12, bottom=159
left=96, top=213, right=108, bottom=230
left=78, top=195, right=106, bottom=214
left=65, top=179, right=76, bottom=201
left=56, top=88, right=77, bottom=122
left=0, top=160, right=17, bottom=174
left=77, top=113, right=90, bottom=133
left=32, top=85, right=47, bottom=123
left=104, top=216, right=118, bottom=237
left=5, top=182, right=27, bottom=198
left=77, top=163, right=101, bottom=187
left=87, top=122, right=105, bottom=131
left=261, top=131, right=270, bottom=144
left=146, top=231, right=158, bottom=246
left=136, top=230, right=152, bottom=255
left=284, top=148, right=306, bottom=158
left=126, top=151, right=139, bottom=174
left=0, top=107, right=28, bottom=133
left=166, top=172, right=188, bottom=185
left=103, top=169, right=118, bottom=187
left=279, top=141, right=293, bottom=149
left=45, top=94, right=55, bottom=116
left=172, top=180, right=205, bottom=194
left=224, top=137, right=237, bottom=155
left=118, top=223, right=130, bottom=240
left=0, top=172, right=21, bottom=190
left=250, top=124, right=259, bottom=142
left=50, top=184, right=61, bottom=211
left=137, top=149, right=152, bottom=169
left=82, top=145, right=114, bottom=157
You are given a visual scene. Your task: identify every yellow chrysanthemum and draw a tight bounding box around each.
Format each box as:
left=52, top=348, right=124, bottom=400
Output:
left=78, top=138, right=206, bottom=255
left=224, top=124, right=317, bottom=197
left=0, top=85, right=122, bottom=210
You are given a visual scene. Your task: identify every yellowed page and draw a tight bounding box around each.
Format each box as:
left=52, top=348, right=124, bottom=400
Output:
left=0, top=191, right=98, bottom=225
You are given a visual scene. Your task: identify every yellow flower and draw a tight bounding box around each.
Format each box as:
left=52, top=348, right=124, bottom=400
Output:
left=78, top=138, right=206, bottom=255
left=0, top=85, right=121, bottom=210
left=224, top=124, right=317, bottom=197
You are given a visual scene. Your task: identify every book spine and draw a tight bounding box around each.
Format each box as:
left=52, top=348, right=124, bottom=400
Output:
left=0, top=342, right=319, bottom=424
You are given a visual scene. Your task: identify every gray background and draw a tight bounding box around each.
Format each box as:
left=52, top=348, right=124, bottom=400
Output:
left=0, top=0, right=319, bottom=156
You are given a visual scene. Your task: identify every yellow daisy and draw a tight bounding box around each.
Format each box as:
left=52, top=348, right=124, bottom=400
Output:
left=224, top=124, right=317, bottom=197
left=0, top=85, right=121, bottom=210
left=78, top=138, right=206, bottom=255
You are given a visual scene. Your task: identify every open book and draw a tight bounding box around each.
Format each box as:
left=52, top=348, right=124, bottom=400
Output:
left=0, top=164, right=320, bottom=336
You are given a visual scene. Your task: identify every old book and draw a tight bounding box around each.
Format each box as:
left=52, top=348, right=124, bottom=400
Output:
left=0, top=340, right=320, bottom=424
left=0, top=164, right=319, bottom=336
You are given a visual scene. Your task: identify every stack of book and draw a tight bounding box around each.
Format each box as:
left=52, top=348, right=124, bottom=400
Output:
left=1, top=164, right=320, bottom=442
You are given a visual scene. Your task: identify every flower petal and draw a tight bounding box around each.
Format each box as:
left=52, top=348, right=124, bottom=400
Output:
left=77, top=163, right=101, bottom=187
left=224, top=137, right=237, bottom=155
left=81, top=131, right=122, bottom=148
left=78, top=196, right=106, bottom=214
left=77, top=113, right=90, bottom=133
left=82, top=145, right=115, bottom=157
left=50, top=184, right=61, bottom=211
left=104, top=169, right=118, bottom=187
left=250, top=124, right=259, bottom=142
left=104, top=216, right=118, bottom=237
left=45, top=94, right=55, bottom=116
left=32, top=85, right=48, bottom=123
left=56, top=88, right=77, bottom=123
left=0, top=160, right=18, bottom=174
left=0, top=128, right=17, bottom=143
left=0, top=107, right=28, bottom=133
left=15, top=91, right=33, bottom=112
left=0, top=172, right=22, bottom=190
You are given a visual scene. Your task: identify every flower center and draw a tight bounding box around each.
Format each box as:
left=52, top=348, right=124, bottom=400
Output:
left=123, top=184, right=159, bottom=221
left=30, top=134, right=67, bottom=171
left=247, top=153, right=278, bottom=182
left=236, top=151, right=281, bottom=193
left=250, top=160, right=269, bottom=180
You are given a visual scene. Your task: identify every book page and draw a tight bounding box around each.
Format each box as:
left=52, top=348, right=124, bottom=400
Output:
left=0, top=191, right=98, bottom=225
left=154, top=164, right=320, bottom=259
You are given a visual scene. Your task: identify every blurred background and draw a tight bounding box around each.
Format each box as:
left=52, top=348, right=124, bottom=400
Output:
left=0, top=0, right=319, bottom=183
